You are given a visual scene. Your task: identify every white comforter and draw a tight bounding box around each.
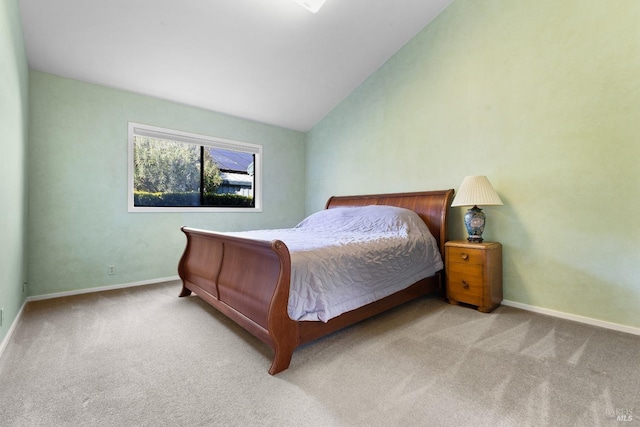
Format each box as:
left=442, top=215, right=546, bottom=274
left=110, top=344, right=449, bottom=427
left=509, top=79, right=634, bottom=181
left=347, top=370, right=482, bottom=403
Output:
left=227, top=205, right=443, bottom=322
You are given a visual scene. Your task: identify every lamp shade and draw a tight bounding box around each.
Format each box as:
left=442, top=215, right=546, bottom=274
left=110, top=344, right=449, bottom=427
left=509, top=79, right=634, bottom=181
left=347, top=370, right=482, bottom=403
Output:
left=451, top=176, right=503, bottom=207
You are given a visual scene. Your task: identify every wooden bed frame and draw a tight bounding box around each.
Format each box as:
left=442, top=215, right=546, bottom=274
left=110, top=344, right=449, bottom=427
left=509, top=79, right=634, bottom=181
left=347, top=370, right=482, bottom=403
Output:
left=178, top=189, right=454, bottom=374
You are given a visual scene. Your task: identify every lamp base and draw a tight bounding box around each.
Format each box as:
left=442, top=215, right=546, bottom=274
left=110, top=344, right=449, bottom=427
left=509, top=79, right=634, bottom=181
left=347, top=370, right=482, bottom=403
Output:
left=464, top=205, right=486, bottom=243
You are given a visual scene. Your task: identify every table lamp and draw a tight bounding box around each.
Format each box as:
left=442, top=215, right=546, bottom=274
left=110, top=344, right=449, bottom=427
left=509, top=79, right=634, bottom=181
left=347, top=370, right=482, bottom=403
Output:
left=451, top=176, right=503, bottom=243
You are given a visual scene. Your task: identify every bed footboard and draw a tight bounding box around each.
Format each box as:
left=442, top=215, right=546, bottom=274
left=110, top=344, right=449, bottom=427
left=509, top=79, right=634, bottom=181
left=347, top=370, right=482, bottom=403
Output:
left=178, top=227, right=298, bottom=374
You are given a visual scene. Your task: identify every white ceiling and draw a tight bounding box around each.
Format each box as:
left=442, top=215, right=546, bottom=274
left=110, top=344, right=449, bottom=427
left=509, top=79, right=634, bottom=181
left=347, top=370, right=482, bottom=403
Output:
left=19, top=0, right=454, bottom=132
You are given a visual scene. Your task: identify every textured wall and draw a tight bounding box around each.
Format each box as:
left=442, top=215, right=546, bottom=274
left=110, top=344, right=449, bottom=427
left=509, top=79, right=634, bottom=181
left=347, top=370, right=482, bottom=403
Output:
left=306, top=0, right=640, bottom=327
left=28, top=72, right=306, bottom=296
left=0, top=0, right=29, bottom=344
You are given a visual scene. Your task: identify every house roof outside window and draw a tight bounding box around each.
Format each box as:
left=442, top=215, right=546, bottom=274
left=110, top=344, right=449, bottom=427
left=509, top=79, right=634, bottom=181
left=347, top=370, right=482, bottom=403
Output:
left=208, top=148, right=253, bottom=173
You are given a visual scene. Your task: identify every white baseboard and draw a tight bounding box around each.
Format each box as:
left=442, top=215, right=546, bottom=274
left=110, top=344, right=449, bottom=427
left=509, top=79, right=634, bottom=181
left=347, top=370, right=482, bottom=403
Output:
left=0, top=299, right=28, bottom=360
left=0, top=276, right=180, bottom=361
left=26, top=276, right=180, bottom=302
left=502, top=299, right=640, bottom=336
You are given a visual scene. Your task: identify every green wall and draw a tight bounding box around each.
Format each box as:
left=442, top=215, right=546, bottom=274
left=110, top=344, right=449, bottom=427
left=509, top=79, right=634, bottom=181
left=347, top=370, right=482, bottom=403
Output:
left=306, top=0, right=640, bottom=328
left=0, top=0, right=29, bottom=343
left=28, top=72, right=306, bottom=296
left=8, top=0, right=640, bottom=333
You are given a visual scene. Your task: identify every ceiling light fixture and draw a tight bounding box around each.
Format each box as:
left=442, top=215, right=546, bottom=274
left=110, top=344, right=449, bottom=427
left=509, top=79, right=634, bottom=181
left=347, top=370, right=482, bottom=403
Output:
left=294, top=0, right=326, bottom=13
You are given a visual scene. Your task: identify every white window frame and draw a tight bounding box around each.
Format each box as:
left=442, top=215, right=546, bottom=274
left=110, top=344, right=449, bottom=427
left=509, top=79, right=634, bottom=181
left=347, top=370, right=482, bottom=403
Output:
left=128, top=122, right=262, bottom=212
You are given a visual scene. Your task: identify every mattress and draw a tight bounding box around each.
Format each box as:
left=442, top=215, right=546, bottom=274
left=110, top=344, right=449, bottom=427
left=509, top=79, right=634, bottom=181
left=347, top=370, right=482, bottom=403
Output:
left=227, top=205, right=443, bottom=322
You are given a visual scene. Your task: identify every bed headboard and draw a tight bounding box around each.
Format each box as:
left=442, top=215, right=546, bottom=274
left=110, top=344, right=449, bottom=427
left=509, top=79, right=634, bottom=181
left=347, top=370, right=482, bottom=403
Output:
left=325, top=189, right=455, bottom=256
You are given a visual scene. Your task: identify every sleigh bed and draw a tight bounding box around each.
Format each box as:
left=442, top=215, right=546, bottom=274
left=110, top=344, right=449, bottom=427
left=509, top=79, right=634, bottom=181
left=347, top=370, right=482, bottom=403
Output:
left=178, top=189, right=454, bottom=374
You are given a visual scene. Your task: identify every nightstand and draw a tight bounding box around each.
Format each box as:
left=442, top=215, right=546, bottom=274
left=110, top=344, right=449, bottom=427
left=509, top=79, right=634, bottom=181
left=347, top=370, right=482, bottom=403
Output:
left=445, top=241, right=502, bottom=313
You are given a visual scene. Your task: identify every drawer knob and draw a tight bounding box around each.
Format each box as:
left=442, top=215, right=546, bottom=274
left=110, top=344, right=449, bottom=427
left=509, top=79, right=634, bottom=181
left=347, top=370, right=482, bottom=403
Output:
left=460, top=253, right=469, bottom=260
left=461, top=280, right=470, bottom=289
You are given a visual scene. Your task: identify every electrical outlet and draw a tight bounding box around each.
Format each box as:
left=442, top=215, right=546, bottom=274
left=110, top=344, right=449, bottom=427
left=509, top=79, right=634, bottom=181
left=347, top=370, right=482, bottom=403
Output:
left=108, top=265, right=116, bottom=275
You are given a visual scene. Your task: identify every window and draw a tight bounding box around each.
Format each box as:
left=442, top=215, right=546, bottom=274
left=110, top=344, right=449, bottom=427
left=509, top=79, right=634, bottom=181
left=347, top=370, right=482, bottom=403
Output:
left=128, top=122, right=262, bottom=212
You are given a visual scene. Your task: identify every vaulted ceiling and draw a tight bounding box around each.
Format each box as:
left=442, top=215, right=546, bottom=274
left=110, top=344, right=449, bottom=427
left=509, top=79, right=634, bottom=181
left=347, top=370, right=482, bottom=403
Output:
left=19, top=0, right=454, bottom=131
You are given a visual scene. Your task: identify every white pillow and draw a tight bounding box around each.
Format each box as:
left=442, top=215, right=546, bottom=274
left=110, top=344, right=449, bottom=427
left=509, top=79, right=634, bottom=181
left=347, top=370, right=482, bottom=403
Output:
left=295, top=205, right=427, bottom=234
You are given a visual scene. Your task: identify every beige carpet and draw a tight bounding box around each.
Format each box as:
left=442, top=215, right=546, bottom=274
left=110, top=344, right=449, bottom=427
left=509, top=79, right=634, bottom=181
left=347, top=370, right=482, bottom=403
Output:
left=1, top=281, right=638, bottom=426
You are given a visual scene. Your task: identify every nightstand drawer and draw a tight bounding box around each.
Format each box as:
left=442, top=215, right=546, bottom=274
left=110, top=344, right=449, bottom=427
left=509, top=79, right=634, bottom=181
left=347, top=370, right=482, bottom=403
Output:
left=447, top=271, right=483, bottom=306
left=446, top=262, right=483, bottom=278
left=447, top=246, right=484, bottom=266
